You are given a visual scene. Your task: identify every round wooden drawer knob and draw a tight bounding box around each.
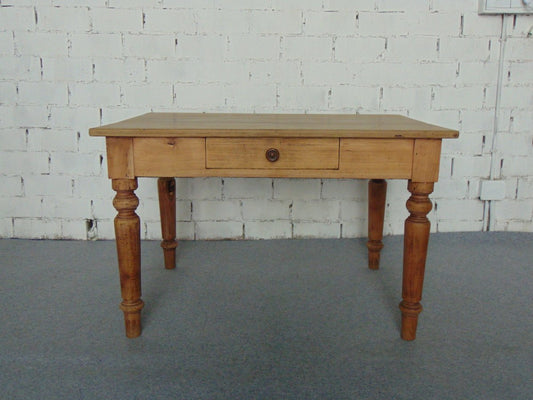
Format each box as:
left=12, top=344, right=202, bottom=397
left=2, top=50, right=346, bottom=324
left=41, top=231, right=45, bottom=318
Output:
left=265, top=148, right=280, bottom=162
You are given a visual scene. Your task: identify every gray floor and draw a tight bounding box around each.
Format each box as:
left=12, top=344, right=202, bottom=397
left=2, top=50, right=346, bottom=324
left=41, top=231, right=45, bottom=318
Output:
left=0, top=232, right=531, bottom=400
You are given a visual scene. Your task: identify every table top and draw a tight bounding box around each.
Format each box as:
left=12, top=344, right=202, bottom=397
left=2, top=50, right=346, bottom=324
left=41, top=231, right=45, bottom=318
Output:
left=89, top=113, right=459, bottom=139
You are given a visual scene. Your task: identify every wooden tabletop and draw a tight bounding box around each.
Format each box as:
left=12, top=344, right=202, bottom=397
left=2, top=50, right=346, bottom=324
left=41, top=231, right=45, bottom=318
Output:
left=89, top=113, right=459, bottom=139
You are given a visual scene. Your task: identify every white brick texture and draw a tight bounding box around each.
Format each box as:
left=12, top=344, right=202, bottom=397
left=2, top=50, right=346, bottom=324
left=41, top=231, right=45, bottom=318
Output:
left=0, top=2, right=531, bottom=240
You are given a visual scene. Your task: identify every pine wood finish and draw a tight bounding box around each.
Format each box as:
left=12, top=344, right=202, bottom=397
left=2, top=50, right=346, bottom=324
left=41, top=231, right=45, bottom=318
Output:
left=90, top=112, right=458, bottom=340
left=367, top=179, right=387, bottom=270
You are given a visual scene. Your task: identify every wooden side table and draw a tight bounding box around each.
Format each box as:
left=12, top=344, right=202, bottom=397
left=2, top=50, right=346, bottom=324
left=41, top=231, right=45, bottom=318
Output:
left=90, top=113, right=458, bottom=340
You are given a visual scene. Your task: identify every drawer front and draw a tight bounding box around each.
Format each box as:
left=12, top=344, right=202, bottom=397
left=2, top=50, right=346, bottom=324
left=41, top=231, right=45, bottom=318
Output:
left=133, top=138, right=205, bottom=177
left=206, top=138, right=339, bottom=169
left=339, top=139, right=414, bottom=178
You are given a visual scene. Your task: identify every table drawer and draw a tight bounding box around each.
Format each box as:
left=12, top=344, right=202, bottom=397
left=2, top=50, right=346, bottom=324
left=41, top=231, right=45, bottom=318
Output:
left=206, top=138, right=339, bottom=169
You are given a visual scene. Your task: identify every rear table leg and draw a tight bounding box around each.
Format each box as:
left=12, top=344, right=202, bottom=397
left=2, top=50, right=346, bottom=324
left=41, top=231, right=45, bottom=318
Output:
left=158, top=177, right=178, bottom=270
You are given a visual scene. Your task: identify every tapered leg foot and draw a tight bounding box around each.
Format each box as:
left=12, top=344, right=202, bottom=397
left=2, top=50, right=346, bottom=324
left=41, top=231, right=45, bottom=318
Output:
left=367, top=179, right=387, bottom=270
left=112, top=178, right=144, bottom=338
left=158, top=177, right=178, bottom=270
left=400, top=181, right=433, bottom=341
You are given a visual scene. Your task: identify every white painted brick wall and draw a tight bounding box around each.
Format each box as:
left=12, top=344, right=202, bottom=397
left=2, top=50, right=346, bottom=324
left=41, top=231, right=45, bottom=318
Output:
left=0, top=1, right=532, bottom=240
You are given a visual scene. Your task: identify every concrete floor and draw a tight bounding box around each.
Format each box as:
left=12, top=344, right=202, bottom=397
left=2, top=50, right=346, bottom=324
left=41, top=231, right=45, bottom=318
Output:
left=0, top=232, right=532, bottom=399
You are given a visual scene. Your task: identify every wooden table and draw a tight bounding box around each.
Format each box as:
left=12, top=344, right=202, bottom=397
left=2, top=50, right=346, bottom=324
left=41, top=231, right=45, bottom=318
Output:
left=90, top=113, right=458, bottom=340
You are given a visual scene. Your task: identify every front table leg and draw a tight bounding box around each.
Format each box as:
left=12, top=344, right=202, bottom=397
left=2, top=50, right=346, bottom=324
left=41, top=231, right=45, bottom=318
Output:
left=112, top=178, right=144, bottom=338
left=400, top=181, right=434, bottom=341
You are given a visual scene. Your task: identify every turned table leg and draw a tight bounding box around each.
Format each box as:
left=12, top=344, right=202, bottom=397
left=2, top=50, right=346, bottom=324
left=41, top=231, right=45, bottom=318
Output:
left=367, top=179, right=387, bottom=270
left=158, top=177, right=178, bottom=270
left=112, top=178, right=144, bottom=338
left=400, top=181, right=434, bottom=341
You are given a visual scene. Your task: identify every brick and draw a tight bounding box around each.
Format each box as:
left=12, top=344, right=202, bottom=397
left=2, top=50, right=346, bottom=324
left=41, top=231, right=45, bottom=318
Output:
left=176, top=34, right=226, bottom=60
left=60, top=219, right=87, bottom=240
left=282, top=36, right=332, bottom=61
left=341, top=221, right=366, bottom=238
left=278, top=86, right=329, bottom=110
left=0, top=218, right=13, bottom=238
left=381, top=87, right=432, bottom=112
left=500, top=86, right=533, bottom=109
left=18, top=82, right=68, bottom=105
left=193, top=200, right=241, bottom=221
left=461, top=110, right=495, bottom=133
left=162, top=0, right=213, bottom=8
left=431, top=0, right=469, bottom=12
left=72, top=176, right=113, bottom=198
left=144, top=220, right=195, bottom=240
left=175, top=177, right=222, bottom=200
left=323, top=0, right=375, bottom=11
left=0, top=55, right=41, bottom=80
left=273, top=178, right=321, bottom=200
left=0, top=176, right=23, bottom=197
left=0, top=6, right=35, bottom=31
left=385, top=37, right=438, bottom=61
left=108, top=0, right=160, bottom=7
left=48, top=106, right=99, bottom=130
left=223, top=178, right=272, bottom=199
left=334, top=37, right=386, bottom=62
left=248, top=61, right=300, bottom=84
left=49, top=152, right=100, bottom=176
left=435, top=199, right=484, bottom=221
left=196, top=221, right=243, bottom=239
left=508, top=62, right=533, bottom=84
left=301, top=62, right=353, bottom=85
left=0, top=82, right=17, bottom=105
left=27, top=128, right=77, bottom=152
left=462, top=12, right=502, bottom=37
left=354, top=62, right=457, bottom=86
left=123, top=34, right=176, bottom=58
left=42, top=197, right=90, bottom=218
left=304, top=10, right=356, bottom=35
left=241, top=199, right=291, bottom=220
left=358, top=12, right=410, bottom=36
left=0, top=32, right=13, bottom=54
left=501, top=157, right=533, bottom=177
left=226, top=84, right=277, bottom=108
left=452, top=155, right=491, bottom=179
left=143, top=9, right=196, bottom=33
left=92, top=57, right=145, bottom=82
left=432, top=87, right=486, bottom=110
left=510, top=110, right=533, bottom=133
left=15, top=31, right=68, bottom=56
left=227, top=35, right=279, bottom=60
left=0, top=129, right=26, bottom=151
left=329, top=86, right=380, bottom=111
left=244, top=221, right=292, bottom=239
left=376, top=0, right=428, bottom=12
left=122, top=84, right=173, bottom=107
left=24, top=174, right=73, bottom=197
left=91, top=8, right=142, bottom=33
left=70, top=33, right=123, bottom=57
left=409, top=12, right=461, bottom=36
left=42, top=57, right=93, bottom=81
left=437, top=220, right=484, bottom=232
left=441, top=132, right=484, bottom=156
left=148, top=60, right=247, bottom=84
left=0, top=197, right=43, bottom=218
left=517, top=178, right=533, bottom=199
left=13, top=218, right=61, bottom=239
left=174, top=84, right=227, bottom=108
left=503, top=38, right=533, bottom=61
left=432, top=178, right=469, bottom=199
left=439, top=38, right=491, bottom=61
left=493, top=200, right=533, bottom=220
left=292, top=200, right=340, bottom=222
left=293, top=222, right=340, bottom=238
left=69, top=83, right=121, bottom=107
left=137, top=199, right=191, bottom=221
left=11, top=105, right=51, bottom=128
left=321, top=179, right=367, bottom=200
left=340, top=200, right=367, bottom=221
left=457, top=62, right=498, bottom=85
left=0, top=151, right=49, bottom=175
left=250, top=10, right=302, bottom=34
left=196, top=10, right=249, bottom=34
left=92, top=199, right=115, bottom=219
left=36, top=6, right=91, bottom=32
left=496, top=133, right=533, bottom=157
